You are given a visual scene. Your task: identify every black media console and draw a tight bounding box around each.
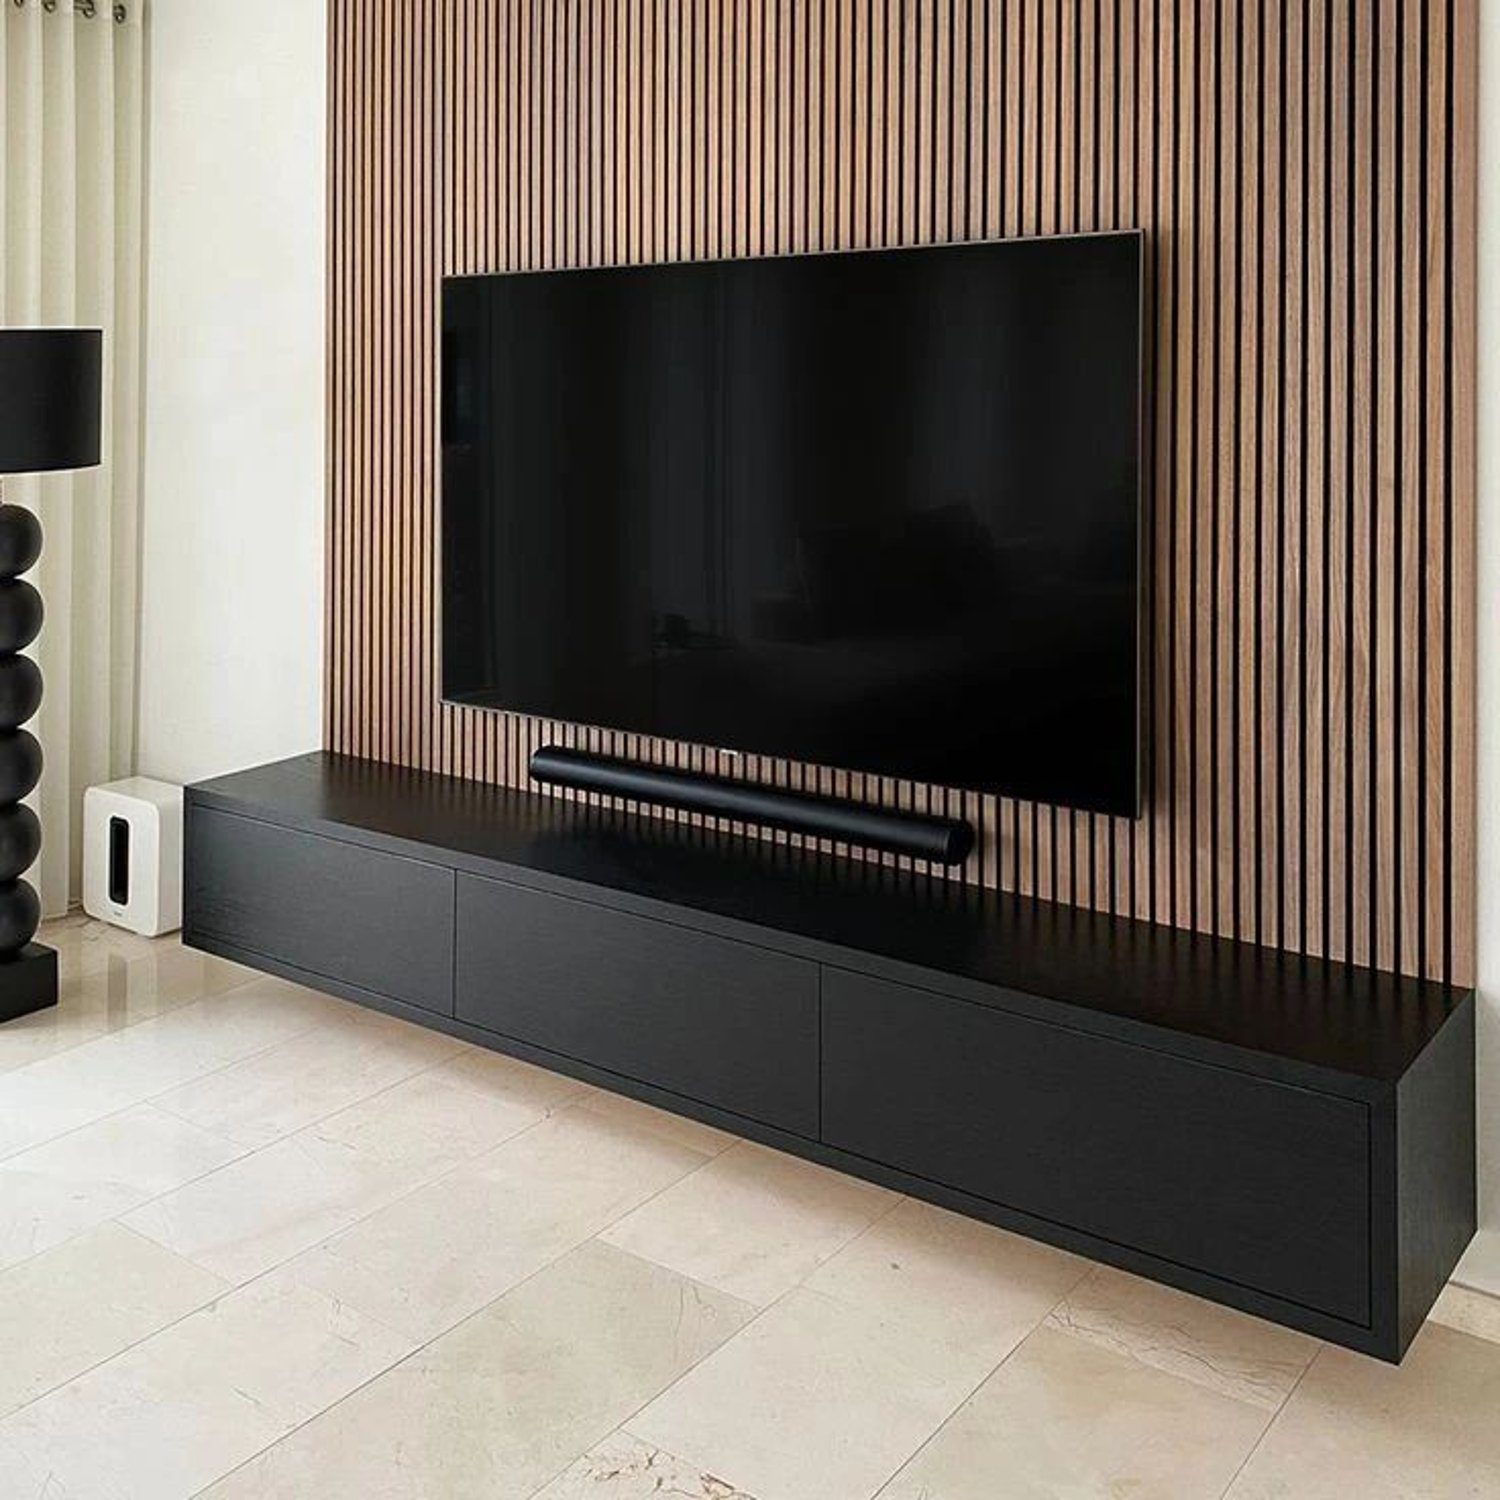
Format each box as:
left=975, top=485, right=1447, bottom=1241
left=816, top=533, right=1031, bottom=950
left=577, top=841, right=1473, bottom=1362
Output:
left=182, top=752, right=1475, bottom=1362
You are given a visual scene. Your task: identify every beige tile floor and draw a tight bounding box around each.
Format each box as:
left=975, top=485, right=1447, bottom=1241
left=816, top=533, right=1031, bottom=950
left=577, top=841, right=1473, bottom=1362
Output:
left=0, top=917, right=1496, bottom=1499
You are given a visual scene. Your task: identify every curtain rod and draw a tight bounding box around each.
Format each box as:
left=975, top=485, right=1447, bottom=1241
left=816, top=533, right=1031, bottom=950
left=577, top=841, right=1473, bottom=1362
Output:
left=12, top=0, right=131, bottom=21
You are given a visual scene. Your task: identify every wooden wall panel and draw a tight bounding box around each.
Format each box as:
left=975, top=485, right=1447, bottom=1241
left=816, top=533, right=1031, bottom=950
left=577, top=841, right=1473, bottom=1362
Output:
left=327, top=0, right=1477, bottom=985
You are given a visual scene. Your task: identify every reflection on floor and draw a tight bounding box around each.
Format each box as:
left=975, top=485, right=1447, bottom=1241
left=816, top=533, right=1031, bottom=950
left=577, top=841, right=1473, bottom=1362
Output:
left=0, top=915, right=1495, bottom=1499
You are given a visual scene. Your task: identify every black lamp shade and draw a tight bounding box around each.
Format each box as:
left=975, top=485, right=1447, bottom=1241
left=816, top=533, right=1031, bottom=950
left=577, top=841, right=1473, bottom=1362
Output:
left=0, top=330, right=103, bottom=475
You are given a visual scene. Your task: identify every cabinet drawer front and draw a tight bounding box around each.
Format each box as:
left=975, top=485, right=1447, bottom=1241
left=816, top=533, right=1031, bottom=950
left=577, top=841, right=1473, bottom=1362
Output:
left=822, top=969, right=1371, bottom=1325
left=456, top=875, right=819, bottom=1136
left=187, top=808, right=455, bottom=1014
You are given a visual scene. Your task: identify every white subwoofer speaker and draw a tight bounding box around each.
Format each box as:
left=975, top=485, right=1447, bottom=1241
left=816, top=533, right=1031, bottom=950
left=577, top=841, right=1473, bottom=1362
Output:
left=82, top=778, right=184, bottom=937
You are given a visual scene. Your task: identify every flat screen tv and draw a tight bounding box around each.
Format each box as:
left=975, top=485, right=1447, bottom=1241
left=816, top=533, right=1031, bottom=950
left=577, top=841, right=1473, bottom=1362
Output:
left=442, top=232, right=1143, bottom=817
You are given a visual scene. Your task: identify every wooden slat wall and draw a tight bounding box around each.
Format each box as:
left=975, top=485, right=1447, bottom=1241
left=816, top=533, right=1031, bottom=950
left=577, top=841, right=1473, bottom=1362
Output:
left=326, top=0, right=1477, bottom=985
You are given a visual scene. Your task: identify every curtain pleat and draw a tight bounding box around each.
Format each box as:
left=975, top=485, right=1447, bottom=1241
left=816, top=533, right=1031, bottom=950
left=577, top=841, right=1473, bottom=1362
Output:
left=1, top=1, right=144, bottom=915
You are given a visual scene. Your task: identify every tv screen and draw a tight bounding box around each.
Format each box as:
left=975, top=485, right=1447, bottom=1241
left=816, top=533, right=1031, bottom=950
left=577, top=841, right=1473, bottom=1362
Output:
left=442, top=232, right=1142, bottom=817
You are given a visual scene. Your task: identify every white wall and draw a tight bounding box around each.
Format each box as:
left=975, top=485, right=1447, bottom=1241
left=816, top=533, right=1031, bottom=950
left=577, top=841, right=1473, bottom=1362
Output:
left=1459, top=2, right=1500, bottom=1294
left=137, top=0, right=326, bottom=786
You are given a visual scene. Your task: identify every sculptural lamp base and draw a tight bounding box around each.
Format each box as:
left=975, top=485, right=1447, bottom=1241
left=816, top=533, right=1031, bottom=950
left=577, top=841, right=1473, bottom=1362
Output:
left=0, top=488, right=53, bottom=1022
left=0, top=943, right=56, bottom=1023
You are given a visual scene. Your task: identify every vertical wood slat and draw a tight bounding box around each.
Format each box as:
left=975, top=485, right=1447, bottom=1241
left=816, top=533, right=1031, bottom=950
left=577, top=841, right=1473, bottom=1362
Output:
left=1450, top=0, right=1478, bottom=985
left=1326, top=0, right=1351, bottom=964
left=326, top=0, right=1477, bottom=986
left=1282, top=0, right=1306, bottom=955
left=1255, top=0, right=1279, bottom=951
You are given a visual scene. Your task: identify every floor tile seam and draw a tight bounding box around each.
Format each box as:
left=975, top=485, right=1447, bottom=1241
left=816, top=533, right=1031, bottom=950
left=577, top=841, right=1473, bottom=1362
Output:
left=607, top=1270, right=998, bottom=1500
left=1436, top=1281, right=1500, bottom=1343
left=130, top=1046, right=709, bottom=1293
left=176, top=1220, right=748, bottom=1498
left=0, top=1003, right=337, bottom=1165
left=39, top=958, right=285, bottom=1048
left=0, top=1222, right=237, bottom=1428
left=0, top=1099, right=253, bottom=1233
left=528, top=1271, right=811, bottom=1498
left=597, top=1141, right=913, bottom=1299
left=571, top=1093, right=741, bottom=1160
left=140, top=1027, right=476, bottom=1151
left=127, top=1094, right=565, bottom=1287
left=0, top=1225, right=428, bottom=1481
left=6, top=1195, right=432, bottom=1433
left=1213, top=1348, right=1322, bottom=1500
left=1, top=972, right=295, bottom=1085
left=0, top=1017, right=112, bottom=1074
left=863, top=1278, right=1119, bottom=1500
left=584, top=1155, right=1112, bottom=1477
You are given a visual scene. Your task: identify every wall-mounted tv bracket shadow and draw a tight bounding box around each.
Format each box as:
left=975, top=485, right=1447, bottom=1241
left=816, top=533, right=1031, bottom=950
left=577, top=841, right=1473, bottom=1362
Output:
left=530, top=746, right=975, bottom=865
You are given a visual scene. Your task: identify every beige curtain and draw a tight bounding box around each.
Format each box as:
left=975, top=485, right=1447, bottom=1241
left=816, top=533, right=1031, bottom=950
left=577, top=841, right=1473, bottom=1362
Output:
left=1, top=0, right=144, bottom=915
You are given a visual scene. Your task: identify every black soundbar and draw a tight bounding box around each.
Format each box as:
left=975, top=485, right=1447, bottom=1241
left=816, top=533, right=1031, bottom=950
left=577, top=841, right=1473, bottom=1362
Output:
left=529, top=746, right=975, bottom=866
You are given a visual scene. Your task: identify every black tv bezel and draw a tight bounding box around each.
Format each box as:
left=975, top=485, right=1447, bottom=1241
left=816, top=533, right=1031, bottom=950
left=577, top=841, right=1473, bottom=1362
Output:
left=438, top=229, right=1147, bottom=820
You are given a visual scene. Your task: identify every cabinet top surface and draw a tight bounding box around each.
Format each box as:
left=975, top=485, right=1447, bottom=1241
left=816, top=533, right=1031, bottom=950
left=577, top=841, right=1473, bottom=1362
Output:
left=189, top=753, right=1468, bottom=1087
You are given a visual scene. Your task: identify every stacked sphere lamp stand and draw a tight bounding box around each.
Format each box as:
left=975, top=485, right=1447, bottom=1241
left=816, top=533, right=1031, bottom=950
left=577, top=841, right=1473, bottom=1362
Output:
left=0, top=329, right=103, bottom=1023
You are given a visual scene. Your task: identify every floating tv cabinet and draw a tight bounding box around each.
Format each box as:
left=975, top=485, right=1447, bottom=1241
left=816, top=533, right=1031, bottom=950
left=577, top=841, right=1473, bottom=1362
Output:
left=183, top=752, right=1475, bottom=1362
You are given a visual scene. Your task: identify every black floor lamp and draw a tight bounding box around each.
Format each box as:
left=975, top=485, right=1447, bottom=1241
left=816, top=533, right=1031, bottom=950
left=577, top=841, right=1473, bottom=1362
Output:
left=0, top=329, right=102, bottom=1023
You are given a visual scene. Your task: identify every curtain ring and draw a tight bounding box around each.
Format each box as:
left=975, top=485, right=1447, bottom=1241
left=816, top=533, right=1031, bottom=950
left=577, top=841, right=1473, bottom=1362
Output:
left=78, top=0, right=96, bottom=17
left=114, top=1, right=126, bottom=17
